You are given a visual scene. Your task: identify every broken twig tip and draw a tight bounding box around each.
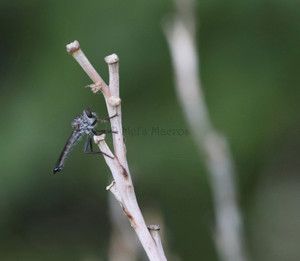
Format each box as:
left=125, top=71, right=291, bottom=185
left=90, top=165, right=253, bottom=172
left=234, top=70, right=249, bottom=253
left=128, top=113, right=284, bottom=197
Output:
left=147, top=224, right=161, bottom=231
left=66, top=40, right=80, bottom=54
left=105, top=53, right=119, bottom=64
left=106, top=181, right=116, bottom=191
left=93, top=134, right=106, bottom=144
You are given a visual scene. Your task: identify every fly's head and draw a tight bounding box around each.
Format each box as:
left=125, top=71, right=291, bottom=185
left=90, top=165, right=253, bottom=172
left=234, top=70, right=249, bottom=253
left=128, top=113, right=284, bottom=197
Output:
left=83, top=109, right=98, bottom=127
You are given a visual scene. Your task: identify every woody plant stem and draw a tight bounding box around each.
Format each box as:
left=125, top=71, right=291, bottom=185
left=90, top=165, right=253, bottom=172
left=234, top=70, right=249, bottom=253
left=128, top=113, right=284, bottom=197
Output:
left=66, top=40, right=167, bottom=261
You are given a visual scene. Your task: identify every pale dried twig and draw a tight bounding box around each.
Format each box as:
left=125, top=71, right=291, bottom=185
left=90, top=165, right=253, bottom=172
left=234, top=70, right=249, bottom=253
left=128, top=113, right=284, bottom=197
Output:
left=162, top=1, right=248, bottom=261
left=66, top=40, right=167, bottom=261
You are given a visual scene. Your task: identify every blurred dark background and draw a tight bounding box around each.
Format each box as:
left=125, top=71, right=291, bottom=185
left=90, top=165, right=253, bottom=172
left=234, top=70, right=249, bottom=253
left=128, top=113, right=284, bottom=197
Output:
left=0, top=0, right=299, bottom=260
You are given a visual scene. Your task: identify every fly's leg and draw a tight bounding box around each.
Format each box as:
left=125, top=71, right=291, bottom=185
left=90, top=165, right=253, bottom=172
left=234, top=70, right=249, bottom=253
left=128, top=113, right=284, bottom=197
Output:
left=89, top=134, right=93, bottom=151
left=95, top=129, right=118, bottom=135
left=96, top=113, right=118, bottom=122
left=84, top=134, right=114, bottom=159
left=84, top=134, right=92, bottom=152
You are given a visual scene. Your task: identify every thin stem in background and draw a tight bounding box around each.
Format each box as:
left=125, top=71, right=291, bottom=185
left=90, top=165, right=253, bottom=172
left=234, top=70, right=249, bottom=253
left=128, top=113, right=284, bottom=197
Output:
left=163, top=1, right=248, bottom=261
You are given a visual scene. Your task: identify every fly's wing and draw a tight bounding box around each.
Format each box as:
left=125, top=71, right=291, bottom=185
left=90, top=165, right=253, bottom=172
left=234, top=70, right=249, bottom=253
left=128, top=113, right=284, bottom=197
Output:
left=53, top=130, right=82, bottom=173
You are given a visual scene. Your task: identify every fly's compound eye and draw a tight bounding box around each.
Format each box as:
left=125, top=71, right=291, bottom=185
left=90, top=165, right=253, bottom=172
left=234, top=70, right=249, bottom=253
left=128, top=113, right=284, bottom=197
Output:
left=85, top=109, right=93, bottom=118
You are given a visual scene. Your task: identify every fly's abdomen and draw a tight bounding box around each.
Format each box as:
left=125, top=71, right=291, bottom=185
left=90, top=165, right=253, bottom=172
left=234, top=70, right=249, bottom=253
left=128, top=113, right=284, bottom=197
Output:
left=53, top=130, right=82, bottom=174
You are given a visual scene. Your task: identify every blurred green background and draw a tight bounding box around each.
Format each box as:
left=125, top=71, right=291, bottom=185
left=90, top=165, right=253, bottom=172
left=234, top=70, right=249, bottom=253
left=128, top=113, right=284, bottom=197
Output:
left=1, top=0, right=299, bottom=260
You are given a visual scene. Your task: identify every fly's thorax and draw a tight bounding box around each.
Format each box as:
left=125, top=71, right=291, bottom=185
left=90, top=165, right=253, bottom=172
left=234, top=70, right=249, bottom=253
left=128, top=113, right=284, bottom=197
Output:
left=71, top=110, right=97, bottom=134
left=72, top=115, right=84, bottom=131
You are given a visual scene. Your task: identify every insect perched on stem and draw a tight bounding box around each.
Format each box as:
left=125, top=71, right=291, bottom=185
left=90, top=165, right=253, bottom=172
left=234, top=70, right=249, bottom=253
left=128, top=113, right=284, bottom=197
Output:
left=53, top=109, right=117, bottom=174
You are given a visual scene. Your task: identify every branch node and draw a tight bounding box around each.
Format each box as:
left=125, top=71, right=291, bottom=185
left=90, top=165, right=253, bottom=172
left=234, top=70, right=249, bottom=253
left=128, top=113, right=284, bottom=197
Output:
left=66, top=40, right=80, bottom=54
left=108, top=96, right=122, bottom=107
left=105, top=53, right=119, bottom=64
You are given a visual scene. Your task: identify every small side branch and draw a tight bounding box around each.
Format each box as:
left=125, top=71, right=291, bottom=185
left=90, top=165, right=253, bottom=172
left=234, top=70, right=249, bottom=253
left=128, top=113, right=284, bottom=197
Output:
left=66, top=40, right=110, bottom=98
left=67, top=41, right=167, bottom=261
